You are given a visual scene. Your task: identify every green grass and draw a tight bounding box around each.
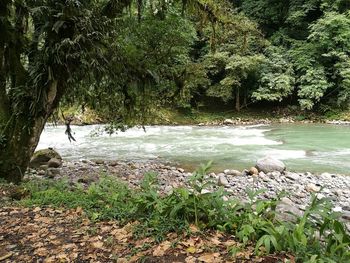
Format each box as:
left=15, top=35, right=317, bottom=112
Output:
left=15, top=164, right=350, bottom=262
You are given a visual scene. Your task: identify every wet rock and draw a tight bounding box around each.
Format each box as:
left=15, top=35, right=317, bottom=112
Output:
left=48, top=158, right=62, bottom=168
left=256, top=156, right=286, bottom=173
left=218, top=175, right=229, bottom=187
left=30, top=148, right=62, bottom=168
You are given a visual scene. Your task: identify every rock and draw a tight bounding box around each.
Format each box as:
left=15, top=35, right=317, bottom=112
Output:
left=39, top=165, right=49, bottom=171
left=256, top=156, right=286, bottom=173
left=78, top=175, right=97, bottom=184
left=108, top=161, right=118, bottom=167
left=201, top=189, right=212, bottom=194
left=177, top=168, right=185, bottom=173
left=333, top=206, right=343, bottom=213
left=45, top=168, right=61, bottom=178
left=259, top=172, right=270, bottom=182
left=306, top=183, right=321, bottom=193
left=37, top=170, right=46, bottom=176
left=93, top=159, right=105, bottom=165
left=316, top=193, right=326, bottom=200
left=242, top=169, right=249, bottom=176
left=285, top=172, right=300, bottom=181
left=224, top=169, right=242, bottom=176
left=223, top=119, right=234, bottom=125
left=218, top=175, right=229, bottom=187
left=249, top=167, right=259, bottom=175
left=30, top=148, right=61, bottom=168
left=48, top=158, right=62, bottom=168
left=164, top=186, right=173, bottom=195
left=209, top=172, right=217, bottom=178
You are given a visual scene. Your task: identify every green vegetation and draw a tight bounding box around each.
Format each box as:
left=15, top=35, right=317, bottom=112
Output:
left=1, top=0, right=350, bottom=182
left=16, top=164, right=350, bottom=262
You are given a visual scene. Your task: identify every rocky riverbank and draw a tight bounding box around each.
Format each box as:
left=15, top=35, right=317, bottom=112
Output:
left=24, top=157, right=350, bottom=229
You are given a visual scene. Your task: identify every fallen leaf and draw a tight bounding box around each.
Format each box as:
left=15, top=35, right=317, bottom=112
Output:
left=33, top=207, right=41, bottom=212
left=92, top=241, right=104, bottom=249
left=198, top=253, right=221, bottom=263
left=153, top=241, right=172, bottom=257
left=189, top=224, right=200, bottom=233
left=0, top=252, right=13, bottom=261
left=185, top=256, right=197, bottom=263
left=186, top=246, right=196, bottom=254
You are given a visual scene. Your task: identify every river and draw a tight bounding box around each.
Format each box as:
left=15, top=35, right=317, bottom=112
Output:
left=37, top=124, right=350, bottom=174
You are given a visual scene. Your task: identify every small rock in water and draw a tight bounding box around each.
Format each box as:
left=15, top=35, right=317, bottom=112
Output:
left=306, top=183, right=321, bottom=193
left=218, top=175, right=229, bottom=186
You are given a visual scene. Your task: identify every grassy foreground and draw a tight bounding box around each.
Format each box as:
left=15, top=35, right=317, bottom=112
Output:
left=1, top=164, right=349, bottom=262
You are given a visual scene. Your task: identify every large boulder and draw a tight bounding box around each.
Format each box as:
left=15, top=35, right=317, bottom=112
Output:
left=256, top=156, right=286, bottom=173
left=30, top=148, right=62, bottom=168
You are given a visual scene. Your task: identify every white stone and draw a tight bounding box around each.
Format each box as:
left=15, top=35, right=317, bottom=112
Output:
left=286, top=172, right=300, bottom=181
left=306, top=183, right=321, bottom=193
left=218, top=175, right=229, bottom=186
left=333, top=207, right=343, bottom=213
left=256, top=156, right=286, bottom=173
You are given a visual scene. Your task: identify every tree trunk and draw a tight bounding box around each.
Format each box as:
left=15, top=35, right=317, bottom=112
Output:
left=0, top=81, right=58, bottom=183
left=0, top=116, right=47, bottom=183
left=235, top=87, right=240, bottom=112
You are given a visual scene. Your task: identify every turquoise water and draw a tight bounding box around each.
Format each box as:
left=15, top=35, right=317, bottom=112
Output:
left=37, top=124, right=350, bottom=174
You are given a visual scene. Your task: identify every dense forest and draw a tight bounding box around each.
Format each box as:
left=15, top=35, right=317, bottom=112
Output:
left=1, top=0, right=350, bottom=182
left=61, top=0, right=350, bottom=115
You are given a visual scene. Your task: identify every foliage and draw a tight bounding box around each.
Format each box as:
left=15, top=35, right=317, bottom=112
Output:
left=20, top=163, right=350, bottom=261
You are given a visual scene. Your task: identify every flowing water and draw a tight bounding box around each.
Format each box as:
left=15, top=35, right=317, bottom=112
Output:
left=37, top=124, right=350, bottom=174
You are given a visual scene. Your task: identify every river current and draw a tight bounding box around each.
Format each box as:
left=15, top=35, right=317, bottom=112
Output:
left=37, top=124, right=350, bottom=174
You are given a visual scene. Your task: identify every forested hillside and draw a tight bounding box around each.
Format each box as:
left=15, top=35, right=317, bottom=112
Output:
left=57, top=0, right=350, bottom=118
